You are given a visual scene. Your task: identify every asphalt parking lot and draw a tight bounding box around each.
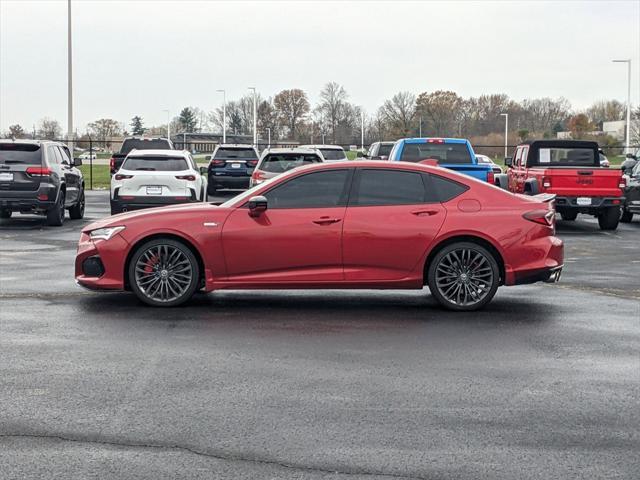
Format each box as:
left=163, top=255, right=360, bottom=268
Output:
left=1, top=190, right=639, bottom=479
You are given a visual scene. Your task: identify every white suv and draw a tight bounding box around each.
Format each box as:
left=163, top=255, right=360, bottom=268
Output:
left=299, top=144, right=348, bottom=162
left=110, top=149, right=207, bottom=215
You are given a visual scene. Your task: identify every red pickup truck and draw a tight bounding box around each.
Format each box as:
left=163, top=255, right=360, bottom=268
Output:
left=497, top=140, right=625, bottom=230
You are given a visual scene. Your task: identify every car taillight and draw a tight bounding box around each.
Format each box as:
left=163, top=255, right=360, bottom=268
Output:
left=25, top=167, right=52, bottom=176
left=426, top=138, right=444, bottom=144
left=114, top=174, right=133, bottom=180
left=618, top=177, right=626, bottom=189
left=487, top=171, right=495, bottom=184
left=252, top=170, right=266, bottom=180
left=211, top=159, right=225, bottom=167
left=175, top=175, right=196, bottom=181
left=542, top=176, right=551, bottom=188
left=109, top=157, right=115, bottom=173
left=247, top=160, right=258, bottom=167
left=523, top=209, right=555, bottom=227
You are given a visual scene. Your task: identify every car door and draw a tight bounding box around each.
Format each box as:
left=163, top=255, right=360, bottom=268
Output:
left=57, top=146, right=79, bottom=205
left=342, top=168, right=446, bottom=281
left=221, top=169, right=353, bottom=283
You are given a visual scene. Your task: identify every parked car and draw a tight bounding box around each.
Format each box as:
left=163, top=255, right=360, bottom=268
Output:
left=621, top=155, right=640, bottom=222
left=110, top=137, right=174, bottom=175
left=79, top=151, right=97, bottom=161
left=206, top=144, right=259, bottom=195
left=299, top=145, right=348, bottom=162
left=250, top=148, right=323, bottom=187
left=388, top=138, right=494, bottom=183
left=475, top=154, right=503, bottom=175
left=0, top=139, right=85, bottom=225
left=76, top=160, right=563, bottom=311
left=365, top=141, right=395, bottom=160
left=496, top=140, right=625, bottom=230
left=110, top=150, right=207, bottom=215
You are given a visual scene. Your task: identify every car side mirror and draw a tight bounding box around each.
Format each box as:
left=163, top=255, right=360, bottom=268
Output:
left=504, top=157, right=512, bottom=167
left=199, top=166, right=208, bottom=175
left=248, top=195, right=268, bottom=217
left=73, top=158, right=83, bottom=167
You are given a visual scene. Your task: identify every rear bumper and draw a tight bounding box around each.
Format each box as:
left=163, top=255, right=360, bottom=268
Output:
left=555, top=196, right=624, bottom=210
left=513, top=265, right=563, bottom=285
left=0, top=184, right=58, bottom=212
left=208, top=173, right=251, bottom=189
left=111, top=195, right=198, bottom=213
left=505, top=235, right=564, bottom=286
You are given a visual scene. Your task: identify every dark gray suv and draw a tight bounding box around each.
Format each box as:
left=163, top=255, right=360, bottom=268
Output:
left=0, top=140, right=85, bottom=226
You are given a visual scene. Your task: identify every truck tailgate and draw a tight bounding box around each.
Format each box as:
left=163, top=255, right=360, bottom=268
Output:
left=439, top=163, right=491, bottom=181
left=541, top=168, right=623, bottom=197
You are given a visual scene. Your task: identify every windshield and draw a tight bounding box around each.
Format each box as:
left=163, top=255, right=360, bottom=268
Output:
left=260, top=153, right=321, bottom=173
left=123, top=156, right=188, bottom=171
left=0, top=143, right=42, bottom=164
left=320, top=148, right=346, bottom=160
left=378, top=144, right=394, bottom=156
left=400, top=143, right=472, bottom=164
left=121, top=139, right=171, bottom=154
left=536, top=147, right=596, bottom=167
left=214, top=148, right=257, bottom=160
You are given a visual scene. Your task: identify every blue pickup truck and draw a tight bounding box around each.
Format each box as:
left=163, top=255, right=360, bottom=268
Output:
left=388, top=138, right=493, bottom=182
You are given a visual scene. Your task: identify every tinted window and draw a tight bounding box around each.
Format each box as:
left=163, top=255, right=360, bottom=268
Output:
left=536, top=147, right=596, bottom=167
left=430, top=174, right=468, bottom=202
left=320, top=148, right=347, bottom=161
left=351, top=170, right=428, bottom=206
left=120, top=139, right=171, bottom=154
left=265, top=170, right=350, bottom=208
left=400, top=143, right=472, bottom=164
left=57, top=146, right=71, bottom=164
left=49, top=146, right=62, bottom=164
left=260, top=153, right=321, bottom=173
left=123, top=156, right=188, bottom=171
left=214, top=148, right=257, bottom=160
left=0, top=143, right=42, bottom=164
left=378, top=144, right=394, bottom=156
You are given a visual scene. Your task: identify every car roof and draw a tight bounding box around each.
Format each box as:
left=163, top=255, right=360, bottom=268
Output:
left=399, top=137, right=469, bottom=144
left=126, top=149, right=188, bottom=157
left=261, top=148, right=321, bottom=155
left=299, top=144, right=345, bottom=150
left=216, top=144, right=257, bottom=149
left=0, top=139, right=59, bottom=145
left=519, top=140, right=599, bottom=148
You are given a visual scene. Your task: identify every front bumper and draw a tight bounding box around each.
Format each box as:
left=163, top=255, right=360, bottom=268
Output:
left=75, top=232, right=129, bottom=291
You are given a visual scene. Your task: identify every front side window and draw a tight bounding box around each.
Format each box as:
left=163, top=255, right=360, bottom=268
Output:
left=123, top=156, right=189, bottom=171
left=260, top=154, right=321, bottom=173
left=351, top=169, right=432, bottom=206
left=400, top=143, right=472, bottom=164
left=264, top=170, right=350, bottom=208
left=57, top=146, right=71, bottom=164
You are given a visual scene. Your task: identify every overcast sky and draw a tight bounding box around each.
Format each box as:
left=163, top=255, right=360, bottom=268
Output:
left=1, top=0, right=639, bottom=134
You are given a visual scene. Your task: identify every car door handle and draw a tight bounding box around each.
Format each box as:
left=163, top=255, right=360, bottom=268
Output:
left=411, top=209, right=439, bottom=216
left=312, top=217, right=341, bottom=225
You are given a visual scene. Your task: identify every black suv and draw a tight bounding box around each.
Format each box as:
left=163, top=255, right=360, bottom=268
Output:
left=207, top=144, right=259, bottom=195
left=0, top=140, right=85, bottom=226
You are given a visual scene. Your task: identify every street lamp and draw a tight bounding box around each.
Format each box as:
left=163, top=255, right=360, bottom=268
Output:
left=613, top=59, right=632, bottom=153
left=248, top=87, right=257, bottom=147
left=500, top=113, right=509, bottom=158
left=216, top=89, right=226, bottom=144
left=162, top=109, right=170, bottom=140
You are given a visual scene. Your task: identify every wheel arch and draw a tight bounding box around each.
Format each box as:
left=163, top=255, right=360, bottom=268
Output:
left=123, top=233, right=206, bottom=291
left=424, top=235, right=506, bottom=286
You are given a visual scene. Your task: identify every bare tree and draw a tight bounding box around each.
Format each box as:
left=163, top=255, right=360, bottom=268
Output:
left=318, top=82, right=349, bottom=143
left=8, top=124, right=26, bottom=138
left=274, top=89, right=310, bottom=140
left=37, top=118, right=62, bottom=139
left=586, top=100, right=625, bottom=126
left=521, top=97, right=571, bottom=133
left=381, top=91, right=416, bottom=137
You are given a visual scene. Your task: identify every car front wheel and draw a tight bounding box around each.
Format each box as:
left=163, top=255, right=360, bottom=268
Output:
left=46, top=191, right=65, bottom=226
left=427, top=242, right=500, bottom=311
left=128, top=238, right=200, bottom=307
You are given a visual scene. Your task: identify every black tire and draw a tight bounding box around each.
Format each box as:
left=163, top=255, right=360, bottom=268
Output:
left=598, top=206, right=620, bottom=231
left=620, top=210, right=633, bottom=223
left=0, top=209, right=11, bottom=219
left=128, top=238, right=200, bottom=307
left=207, top=182, right=217, bottom=196
left=560, top=210, right=578, bottom=221
left=427, top=242, right=500, bottom=311
left=69, top=187, right=85, bottom=219
left=46, top=190, right=65, bottom=226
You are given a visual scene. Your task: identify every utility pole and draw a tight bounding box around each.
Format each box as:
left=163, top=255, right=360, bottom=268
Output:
left=361, top=110, right=365, bottom=151
left=67, top=0, right=73, bottom=144
left=266, top=127, right=271, bottom=148
left=500, top=113, right=509, bottom=158
left=613, top=59, right=632, bottom=154
left=248, top=87, right=257, bottom=146
left=216, top=89, right=226, bottom=143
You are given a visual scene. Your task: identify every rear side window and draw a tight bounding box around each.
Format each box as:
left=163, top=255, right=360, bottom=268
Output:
left=0, top=144, right=42, bottom=164
left=429, top=174, right=469, bottom=202
left=400, top=143, right=472, bottom=164
left=351, top=169, right=433, bottom=206
left=260, top=154, right=321, bottom=173
left=123, top=156, right=188, bottom=171
left=265, top=170, right=350, bottom=208
left=120, top=139, right=171, bottom=154
left=319, top=148, right=346, bottom=160
left=214, top=148, right=257, bottom=160
left=536, top=147, right=596, bottom=167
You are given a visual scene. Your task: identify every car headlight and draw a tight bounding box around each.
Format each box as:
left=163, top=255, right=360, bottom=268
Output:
left=89, top=226, right=125, bottom=241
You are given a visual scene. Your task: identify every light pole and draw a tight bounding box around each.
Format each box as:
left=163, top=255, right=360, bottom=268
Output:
left=419, top=117, right=423, bottom=137
left=162, top=109, right=170, bottom=140
left=500, top=113, right=509, bottom=158
left=360, top=109, right=365, bottom=151
left=67, top=0, right=73, bottom=144
left=216, top=89, right=226, bottom=143
left=266, top=128, right=271, bottom=148
left=248, top=87, right=257, bottom=147
left=613, top=59, right=632, bottom=154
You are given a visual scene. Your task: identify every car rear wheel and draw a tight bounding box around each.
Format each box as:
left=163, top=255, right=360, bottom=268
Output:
left=46, top=191, right=65, bottom=226
left=427, top=242, right=500, bottom=311
left=0, top=209, right=11, bottom=219
left=620, top=210, right=634, bottom=223
left=69, top=188, right=85, bottom=219
left=128, top=238, right=200, bottom=307
left=598, top=206, right=620, bottom=231
left=560, top=210, right=578, bottom=221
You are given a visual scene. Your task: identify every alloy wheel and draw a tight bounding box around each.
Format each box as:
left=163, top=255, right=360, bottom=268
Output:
left=434, top=248, right=494, bottom=307
left=134, top=244, right=194, bottom=303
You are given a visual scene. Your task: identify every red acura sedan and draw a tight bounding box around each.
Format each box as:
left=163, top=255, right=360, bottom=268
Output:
left=75, top=161, right=563, bottom=311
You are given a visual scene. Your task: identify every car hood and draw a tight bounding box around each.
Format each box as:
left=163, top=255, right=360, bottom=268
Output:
left=82, top=202, right=226, bottom=233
